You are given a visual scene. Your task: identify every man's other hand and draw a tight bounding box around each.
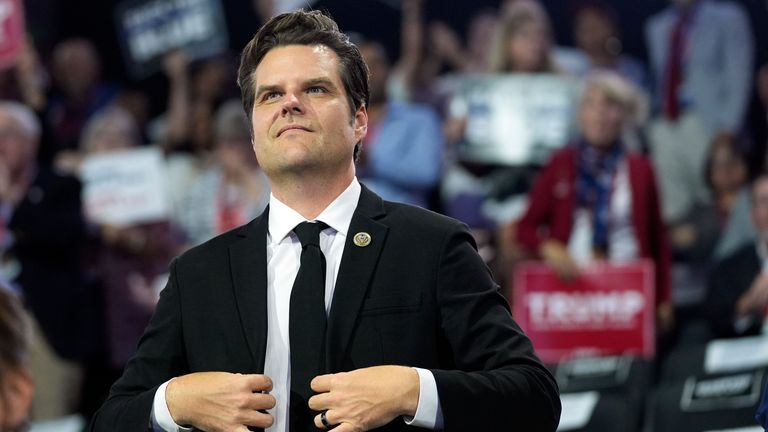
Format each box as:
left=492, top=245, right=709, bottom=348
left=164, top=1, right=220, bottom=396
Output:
left=737, top=273, right=768, bottom=318
left=166, top=371, right=275, bottom=432
left=308, top=365, right=419, bottom=432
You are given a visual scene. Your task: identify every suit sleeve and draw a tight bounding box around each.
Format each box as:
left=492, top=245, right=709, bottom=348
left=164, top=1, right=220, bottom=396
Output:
left=90, top=259, right=189, bottom=431
left=430, top=223, right=561, bottom=431
left=705, top=253, right=762, bottom=338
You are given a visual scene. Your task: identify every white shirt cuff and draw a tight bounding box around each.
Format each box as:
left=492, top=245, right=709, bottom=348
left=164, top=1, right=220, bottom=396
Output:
left=151, top=379, right=194, bottom=431
left=403, top=368, right=444, bottom=430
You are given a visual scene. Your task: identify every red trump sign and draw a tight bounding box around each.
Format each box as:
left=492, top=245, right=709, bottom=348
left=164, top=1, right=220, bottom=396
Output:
left=512, top=261, right=655, bottom=364
left=0, top=0, right=23, bottom=69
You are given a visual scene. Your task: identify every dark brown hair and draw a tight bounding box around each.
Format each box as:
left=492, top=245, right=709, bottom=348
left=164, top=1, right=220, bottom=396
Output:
left=237, top=10, right=370, bottom=159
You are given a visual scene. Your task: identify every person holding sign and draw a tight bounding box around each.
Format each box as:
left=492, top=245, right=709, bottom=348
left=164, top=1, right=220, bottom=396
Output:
left=77, top=106, right=179, bottom=370
left=91, top=9, right=560, bottom=432
left=512, top=71, right=673, bottom=332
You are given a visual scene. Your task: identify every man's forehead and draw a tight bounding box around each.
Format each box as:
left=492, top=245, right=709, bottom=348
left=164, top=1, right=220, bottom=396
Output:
left=253, top=44, right=342, bottom=85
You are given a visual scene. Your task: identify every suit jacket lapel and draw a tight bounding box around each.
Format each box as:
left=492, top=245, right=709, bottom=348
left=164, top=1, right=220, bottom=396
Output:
left=326, top=186, right=388, bottom=371
left=229, top=208, right=269, bottom=373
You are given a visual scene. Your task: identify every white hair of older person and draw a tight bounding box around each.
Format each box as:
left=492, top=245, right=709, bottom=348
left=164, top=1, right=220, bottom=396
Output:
left=79, top=106, right=141, bottom=154
left=578, top=70, right=649, bottom=149
left=0, top=101, right=41, bottom=141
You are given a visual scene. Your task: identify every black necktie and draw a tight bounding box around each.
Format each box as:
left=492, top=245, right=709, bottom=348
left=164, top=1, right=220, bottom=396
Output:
left=289, top=221, right=328, bottom=431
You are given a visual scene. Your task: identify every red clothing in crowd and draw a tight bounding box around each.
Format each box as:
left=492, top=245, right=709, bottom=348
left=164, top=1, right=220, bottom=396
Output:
left=515, top=146, right=671, bottom=305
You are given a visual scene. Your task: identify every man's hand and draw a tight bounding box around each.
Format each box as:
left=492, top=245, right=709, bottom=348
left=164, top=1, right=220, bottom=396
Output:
left=736, top=273, right=768, bottom=318
left=308, top=366, right=419, bottom=431
left=162, top=50, right=190, bottom=83
left=656, top=301, right=675, bottom=334
left=539, top=240, right=579, bottom=281
left=166, top=372, right=275, bottom=432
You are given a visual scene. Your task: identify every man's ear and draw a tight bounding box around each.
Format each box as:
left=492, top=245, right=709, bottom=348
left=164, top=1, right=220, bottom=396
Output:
left=353, top=105, right=368, bottom=143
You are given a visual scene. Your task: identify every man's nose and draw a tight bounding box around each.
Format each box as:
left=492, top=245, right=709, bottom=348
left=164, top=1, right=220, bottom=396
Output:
left=281, top=92, right=304, bottom=116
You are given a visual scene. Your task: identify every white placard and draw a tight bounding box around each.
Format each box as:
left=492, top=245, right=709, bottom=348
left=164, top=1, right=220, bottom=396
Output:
left=557, top=391, right=599, bottom=431
left=81, top=147, right=170, bottom=226
left=705, top=335, right=768, bottom=374
left=29, top=415, right=86, bottom=432
left=451, top=73, right=579, bottom=166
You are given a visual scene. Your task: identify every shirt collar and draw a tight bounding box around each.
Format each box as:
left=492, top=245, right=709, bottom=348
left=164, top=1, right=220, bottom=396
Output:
left=268, top=178, right=361, bottom=243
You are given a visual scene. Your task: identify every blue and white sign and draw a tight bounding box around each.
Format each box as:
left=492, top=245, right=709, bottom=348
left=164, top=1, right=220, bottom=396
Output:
left=115, top=0, right=229, bottom=78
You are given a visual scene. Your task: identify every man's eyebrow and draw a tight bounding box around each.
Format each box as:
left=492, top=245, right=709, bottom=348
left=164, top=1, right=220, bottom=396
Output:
left=304, top=77, right=337, bottom=89
left=255, top=84, right=281, bottom=100
left=255, top=78, right=337, bottom=100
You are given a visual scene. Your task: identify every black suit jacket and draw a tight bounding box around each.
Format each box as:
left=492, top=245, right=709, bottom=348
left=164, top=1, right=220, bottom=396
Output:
left=91, top=186, right=560, bottom=431
left=9, top=166, right=89, bottom=360
left=705, top=243, right=763, bottom=338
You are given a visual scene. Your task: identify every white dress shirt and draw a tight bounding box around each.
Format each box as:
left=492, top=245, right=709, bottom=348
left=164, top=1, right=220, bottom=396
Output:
left=151, top=178, right=442, bottom=431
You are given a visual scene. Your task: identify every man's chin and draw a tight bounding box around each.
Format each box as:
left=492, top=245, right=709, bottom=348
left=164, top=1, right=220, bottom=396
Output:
left=271, top=158, right=321, bottom=178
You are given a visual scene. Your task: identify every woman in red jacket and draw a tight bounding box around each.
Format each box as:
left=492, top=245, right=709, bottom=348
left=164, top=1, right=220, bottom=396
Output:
left=514, top=71, right=673, bottom=330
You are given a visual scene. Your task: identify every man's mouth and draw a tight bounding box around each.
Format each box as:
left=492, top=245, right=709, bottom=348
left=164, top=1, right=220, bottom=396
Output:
left=277, top=125, right=311, bottom=137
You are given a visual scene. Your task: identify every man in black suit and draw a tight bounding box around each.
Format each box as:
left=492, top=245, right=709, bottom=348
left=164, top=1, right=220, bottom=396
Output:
left=91, top=10, right=560, bottom=432
left=706, top=173, right=768, bottom=338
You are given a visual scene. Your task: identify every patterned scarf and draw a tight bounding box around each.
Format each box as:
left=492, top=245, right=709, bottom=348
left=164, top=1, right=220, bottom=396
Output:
left=575, top=138, right=624, bottom=254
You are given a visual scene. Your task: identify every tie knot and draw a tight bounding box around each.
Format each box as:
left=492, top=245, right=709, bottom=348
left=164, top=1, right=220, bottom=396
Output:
left=293, top=221, right=328, bottom=248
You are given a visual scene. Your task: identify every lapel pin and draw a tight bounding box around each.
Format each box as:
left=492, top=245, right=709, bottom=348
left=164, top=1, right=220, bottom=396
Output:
left=353, top=232, right=371, bottom=247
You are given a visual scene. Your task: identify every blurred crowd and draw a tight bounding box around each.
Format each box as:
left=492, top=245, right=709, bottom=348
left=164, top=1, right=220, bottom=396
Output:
left=1, top=0, right=768, bottom=429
